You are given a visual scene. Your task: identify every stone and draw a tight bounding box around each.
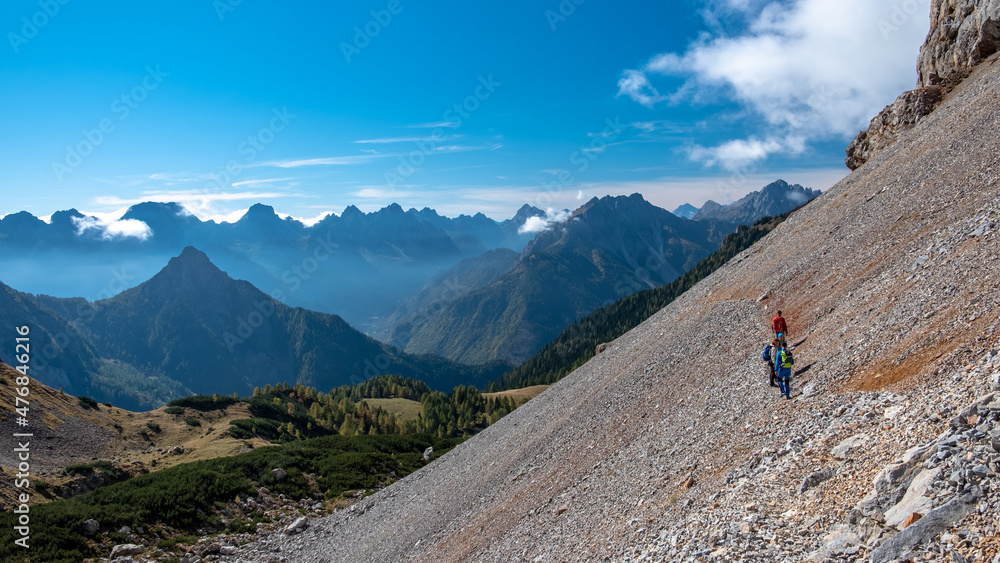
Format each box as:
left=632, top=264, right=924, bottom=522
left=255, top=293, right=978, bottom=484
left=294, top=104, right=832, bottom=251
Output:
left=203, top=542, right=222, bottom=554
left=902, top=512, right=923, bottom=528
left=82, top=519, right=100, bottom=536
left=883, top=405, right=904, bottom=420
left=118, top=526, right=131, bottom=534
left=556, top=505, right=569, bottom=515
left=271, top=468, right=287, bottom=481
left=832, top=434, right=867, bottom=460
left=806, top=525, right=861, bottom=561
left=884, top=468, right=940, bottom=529
left=220, top=545, right=237, bottom=555
left=991, top=428, right=1000, bottom=453
left=171, top=446, right=185, bottom=455
left=285, top=516, right=309, bottom=535
left=799, top=467, right=836, bottom=494
left=991, top=372, right=1000, bottom=392
left=423, top=447, right=435, bottom=461
left=871, top=498, right=974, bottom=563
left=596, top=342, right=610, bottom=355
left=110, top=543, right=144, bottom=558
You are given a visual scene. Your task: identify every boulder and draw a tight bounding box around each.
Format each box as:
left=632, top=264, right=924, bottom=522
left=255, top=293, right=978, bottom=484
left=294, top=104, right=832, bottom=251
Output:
left=800, top=467, right=836, bottom=494
left=990, top=371, right=1000, bottom=391
left=285, top=516, right=309, bottom=535
left=110, top=543, right=144, bottom=558
left=871, top=498, right=974, bottom=563
left=271, top=468, right=287, bottom=481
left=805, top=525, right=861, bottom=561
left=423, top=447, right=435, bottom=461
left=884, top=468, right=940, bottom=529
left=82, top=519, right=100, bottom=536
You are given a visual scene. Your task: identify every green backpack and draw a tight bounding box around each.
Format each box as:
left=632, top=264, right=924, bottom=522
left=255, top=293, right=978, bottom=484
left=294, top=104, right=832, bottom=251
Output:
left=779, top=349, right=794, bottom=369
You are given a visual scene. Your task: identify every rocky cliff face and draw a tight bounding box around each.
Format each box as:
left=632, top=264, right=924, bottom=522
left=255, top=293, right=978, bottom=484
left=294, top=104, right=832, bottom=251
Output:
left=918, top=0, right=1000, bottom=87
left=845, top=87, right=943, bottom=171
left=846, top=0, right=1000, bottom=170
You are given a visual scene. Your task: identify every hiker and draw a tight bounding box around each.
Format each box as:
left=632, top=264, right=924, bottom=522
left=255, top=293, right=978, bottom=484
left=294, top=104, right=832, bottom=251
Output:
left=772, top=311, right=788, bottom=346
left=774, top=342, right=794, bottom=400
left=761, top=340, right=779, bottom=387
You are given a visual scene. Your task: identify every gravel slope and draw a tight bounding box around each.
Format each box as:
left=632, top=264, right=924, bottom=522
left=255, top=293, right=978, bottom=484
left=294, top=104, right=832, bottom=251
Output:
left=223, top=54, right=1000, bottom=563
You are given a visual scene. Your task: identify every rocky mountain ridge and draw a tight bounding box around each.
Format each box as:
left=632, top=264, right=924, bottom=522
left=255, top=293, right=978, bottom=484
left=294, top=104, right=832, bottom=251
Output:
left=691, top=179, right=820, bottom=225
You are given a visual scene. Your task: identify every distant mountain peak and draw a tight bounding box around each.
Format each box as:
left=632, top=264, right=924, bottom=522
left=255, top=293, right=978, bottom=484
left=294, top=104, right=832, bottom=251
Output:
left=121, top=201, right=190, bottom=221
left=177, top=245, right=211, bottom=262
left=672, top=203, right=699, bottom=219
left=692, top=180, right=820, bottom=225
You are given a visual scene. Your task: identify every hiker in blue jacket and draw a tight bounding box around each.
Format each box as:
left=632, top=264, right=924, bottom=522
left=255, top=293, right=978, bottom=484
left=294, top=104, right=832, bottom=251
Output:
left=761, top=339, right=778, bottom=387
left=774, top=343, right=794, bottom=399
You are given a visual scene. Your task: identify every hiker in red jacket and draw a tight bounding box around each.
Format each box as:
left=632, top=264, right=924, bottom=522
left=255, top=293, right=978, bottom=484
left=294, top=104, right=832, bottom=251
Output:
left=772, top=311, right=788, bottom=346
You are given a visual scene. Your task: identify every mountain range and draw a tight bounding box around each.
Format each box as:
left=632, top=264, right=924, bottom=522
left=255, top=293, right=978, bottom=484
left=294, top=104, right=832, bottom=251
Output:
left=388, top=194, right=739, bottom=365
left=670, top=179, right=821, bottom=225
left=0, top=247, right=509, bottom=410
left=0, top=202, right=545, bottom=333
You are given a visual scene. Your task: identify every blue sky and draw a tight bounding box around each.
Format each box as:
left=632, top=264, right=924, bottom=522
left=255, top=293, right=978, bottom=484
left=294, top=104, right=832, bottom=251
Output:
left=1, top=0, right=932, bottom=225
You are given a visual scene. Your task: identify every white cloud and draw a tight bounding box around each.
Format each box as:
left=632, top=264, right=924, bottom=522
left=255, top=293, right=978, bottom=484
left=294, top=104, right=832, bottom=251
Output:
left=518, top=208, right=572, bottom=234
left=688, top=136, right=805, bottom=171
left=252, top=155, right=389, bottom=168
left=617, top=69, right=667, bottom=108
left=72, top=216, right=152, bottom=241
left=405, top=121, right=460, bottom=129
left=276, top=211, right=336, bottom=226
left=619, top=0, right=931, bottom=163
left=353, top=135, right=457, bottom=144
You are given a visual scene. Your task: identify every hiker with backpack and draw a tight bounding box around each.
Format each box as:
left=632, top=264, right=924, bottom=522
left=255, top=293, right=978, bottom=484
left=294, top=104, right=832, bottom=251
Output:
left=761, top=340, right=779, bottom=387
left=772, top=311, right=788, bottom=346
left=774, top=342, right=794, bottom=400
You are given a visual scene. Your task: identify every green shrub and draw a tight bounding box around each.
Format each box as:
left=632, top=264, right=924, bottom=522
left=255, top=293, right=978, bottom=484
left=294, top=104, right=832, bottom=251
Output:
left=146, top=422, right=161, bottom=433
left=167, top=395, right=238, bottom=412
left=164, top=406, right=184, bottom=415
left=184, top=418, right=201, bottom=427
left=77, top=396, right=99, bottom=410
left=65, top=460, right=120, bottom=479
